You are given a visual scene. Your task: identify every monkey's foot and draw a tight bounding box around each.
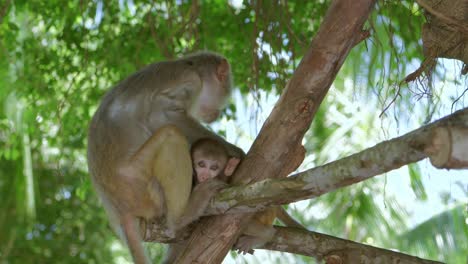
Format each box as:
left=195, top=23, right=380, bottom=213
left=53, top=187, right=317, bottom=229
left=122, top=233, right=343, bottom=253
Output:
left=233, top=235, right=264, bottom=255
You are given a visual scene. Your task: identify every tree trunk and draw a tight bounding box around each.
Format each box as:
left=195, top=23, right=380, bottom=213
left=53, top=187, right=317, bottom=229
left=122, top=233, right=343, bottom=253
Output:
left=173, top=0, right=377, bottom=263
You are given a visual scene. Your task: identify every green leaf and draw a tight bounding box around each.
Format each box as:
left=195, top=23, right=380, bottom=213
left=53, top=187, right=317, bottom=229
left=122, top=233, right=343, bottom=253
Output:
left=408, top=163, right=428, bottom=201
left=7, top=22, right=19, bottom=31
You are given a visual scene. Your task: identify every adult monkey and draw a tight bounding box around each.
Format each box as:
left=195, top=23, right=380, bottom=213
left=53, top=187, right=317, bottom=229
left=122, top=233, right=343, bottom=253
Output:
left=87, top=52, right=244, bottom=264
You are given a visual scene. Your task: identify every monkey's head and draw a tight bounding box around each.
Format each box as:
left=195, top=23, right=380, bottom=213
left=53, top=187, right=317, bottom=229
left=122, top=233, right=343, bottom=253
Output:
left=193, top=155, right=227, bottom=183
left=191, top=138, right=229, bottom=183
left=187, top=52, right=232, bottom=123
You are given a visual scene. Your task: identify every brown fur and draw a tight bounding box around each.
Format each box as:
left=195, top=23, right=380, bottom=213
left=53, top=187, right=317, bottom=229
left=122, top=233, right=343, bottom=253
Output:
left=88, top=52, right=244, bottom=264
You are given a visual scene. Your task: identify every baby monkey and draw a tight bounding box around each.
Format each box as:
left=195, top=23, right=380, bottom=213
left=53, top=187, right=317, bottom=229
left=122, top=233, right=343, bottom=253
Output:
left=190, top=138, right=304, bottom=254
left=191, top=138, right=240, bottom=184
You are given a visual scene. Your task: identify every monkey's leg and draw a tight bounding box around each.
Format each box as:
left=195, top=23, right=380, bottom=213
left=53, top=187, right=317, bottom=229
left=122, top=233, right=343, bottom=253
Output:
left=153, top=126, right=192, bottom=234
left=132, top=125, right=193, bottom=235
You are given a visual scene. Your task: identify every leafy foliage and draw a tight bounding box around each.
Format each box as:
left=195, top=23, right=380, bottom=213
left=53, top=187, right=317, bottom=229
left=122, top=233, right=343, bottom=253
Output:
left=0, top=0, right=466, bottom=263
left=400, top=204, right=468, bottom=264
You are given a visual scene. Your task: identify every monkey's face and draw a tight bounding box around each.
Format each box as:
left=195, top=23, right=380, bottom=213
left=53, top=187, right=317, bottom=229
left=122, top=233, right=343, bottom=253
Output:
left=193, top=158, right=226, bottom=183
left=190, top=59, right=231, bottom=123
left=190, top=81, right=227, bottom=123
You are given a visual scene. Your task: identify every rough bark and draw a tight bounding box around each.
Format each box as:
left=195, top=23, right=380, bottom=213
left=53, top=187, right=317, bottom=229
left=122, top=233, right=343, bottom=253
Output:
left=172, top=0, right=377, bottom=263
left=262, top=226, right=443, bottom=264
left=418, top=0, right=468, bottom=74
left=406, top=0, right=468, bottom=81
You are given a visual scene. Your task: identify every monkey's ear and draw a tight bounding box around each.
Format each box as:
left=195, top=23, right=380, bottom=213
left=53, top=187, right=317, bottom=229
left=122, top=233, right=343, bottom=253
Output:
left=217, top=59, right=230, bottom=82
left=224, top=157, right=240, bottom=176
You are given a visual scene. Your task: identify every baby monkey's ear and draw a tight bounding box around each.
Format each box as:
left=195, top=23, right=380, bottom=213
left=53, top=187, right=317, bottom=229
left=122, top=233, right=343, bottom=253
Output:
left=224, top=157, right=241, bottom=176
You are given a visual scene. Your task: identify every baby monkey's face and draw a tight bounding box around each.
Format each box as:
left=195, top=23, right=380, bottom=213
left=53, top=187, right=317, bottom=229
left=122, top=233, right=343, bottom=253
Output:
left=192, top=153, right=227, bottom=183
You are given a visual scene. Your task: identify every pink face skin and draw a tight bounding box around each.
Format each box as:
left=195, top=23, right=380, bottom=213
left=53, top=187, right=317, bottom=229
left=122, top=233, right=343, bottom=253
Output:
left=190, top=73, right=227, bottom=123
left=197, top=105, right=220, bottom=123
left=194, top=159, right=225, bottom=183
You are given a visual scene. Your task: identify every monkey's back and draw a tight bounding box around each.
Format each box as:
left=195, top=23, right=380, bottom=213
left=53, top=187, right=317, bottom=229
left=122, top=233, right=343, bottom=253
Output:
left=88, top=60, right=188, bottom=169
left=87, top=62, right=177, bottom=209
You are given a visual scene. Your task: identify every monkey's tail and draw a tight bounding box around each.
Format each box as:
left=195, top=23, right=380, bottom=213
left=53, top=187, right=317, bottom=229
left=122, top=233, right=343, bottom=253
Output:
left=94, top=185, right=149, bottom=264
left=276, top=207, right=305, bottom=229
left=121, top=214, right=150, bottom=264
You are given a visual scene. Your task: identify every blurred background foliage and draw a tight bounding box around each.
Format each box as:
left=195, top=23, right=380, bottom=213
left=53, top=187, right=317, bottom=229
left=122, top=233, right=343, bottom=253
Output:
left=0, top=0, right=467, bottom=263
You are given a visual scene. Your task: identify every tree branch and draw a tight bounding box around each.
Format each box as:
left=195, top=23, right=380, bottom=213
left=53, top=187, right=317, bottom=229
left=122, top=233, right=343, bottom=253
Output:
left=200, top=107, right=468, bottom=214
left=261, top=226, right=443, bottom=264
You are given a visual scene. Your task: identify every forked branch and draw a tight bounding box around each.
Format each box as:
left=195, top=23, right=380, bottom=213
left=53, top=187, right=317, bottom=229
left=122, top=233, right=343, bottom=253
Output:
left=161, top=0, right=378, bottom=263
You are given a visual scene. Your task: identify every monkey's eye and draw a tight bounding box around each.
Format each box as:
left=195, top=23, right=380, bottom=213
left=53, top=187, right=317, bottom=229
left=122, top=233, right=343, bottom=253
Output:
left=198, top=161, right=206, bottom=168
left=210, top=165, right=219, bottom=171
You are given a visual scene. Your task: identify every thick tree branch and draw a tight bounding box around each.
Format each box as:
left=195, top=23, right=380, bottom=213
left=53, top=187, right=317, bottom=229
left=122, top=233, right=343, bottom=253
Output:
left=173, top=1, right=377, bottom=263
left=200, top=107, right=468, bottom=214
left=261, top=226, right=443, bottom=264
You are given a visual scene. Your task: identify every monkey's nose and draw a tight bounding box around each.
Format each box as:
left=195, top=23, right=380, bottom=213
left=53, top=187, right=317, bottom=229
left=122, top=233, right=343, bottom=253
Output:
left=199, top=174, right=209, bottom=182
left=203, top=110, right=220, bottom=123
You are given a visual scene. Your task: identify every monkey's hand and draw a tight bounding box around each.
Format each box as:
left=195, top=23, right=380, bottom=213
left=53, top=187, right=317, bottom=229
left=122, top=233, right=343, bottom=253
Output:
left=176, top=179, right=227, bottom=229
left=224, top=157, right=241, bottom=176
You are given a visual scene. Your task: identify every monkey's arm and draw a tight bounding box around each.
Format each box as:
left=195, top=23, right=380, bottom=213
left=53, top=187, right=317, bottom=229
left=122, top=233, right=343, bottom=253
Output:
left=172, top=115, right=245, bottom=158
left=176, top=179, right=227, bottom=229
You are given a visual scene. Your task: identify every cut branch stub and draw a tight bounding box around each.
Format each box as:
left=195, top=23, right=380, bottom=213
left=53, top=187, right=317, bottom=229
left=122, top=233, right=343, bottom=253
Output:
left=424, top=126, right=468, bottom=169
